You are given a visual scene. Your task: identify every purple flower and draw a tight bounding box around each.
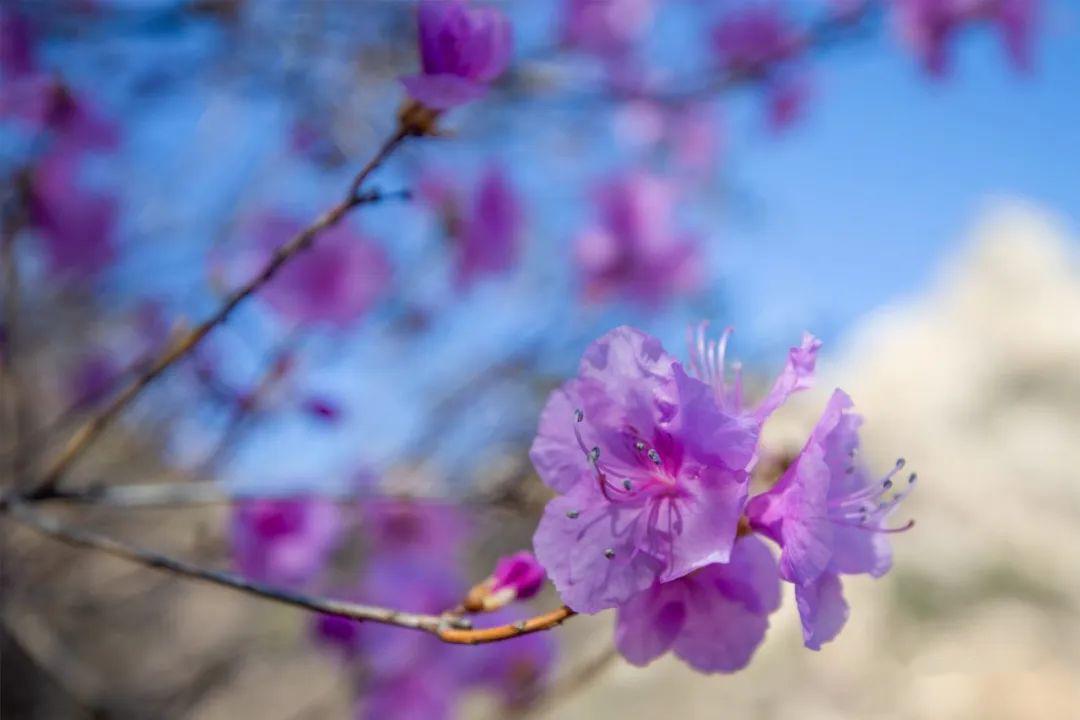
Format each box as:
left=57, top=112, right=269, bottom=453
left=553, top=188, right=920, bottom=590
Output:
left=360, top=670, right=456, bottom=720
left=456, top=164, right=522, bottom=289
left=712, top=5, right=802, bottom=76
left=230, top=497, right=342, bottom=587
left=574, top=172, right=703, bottom=305
left=531, top=326, right=758, bottom=613
left=244, top=212, right=390, bottom=328
left=401, top=0, right=512, bottom=110
left=468, top=551, right=546, bottom=610
left=491, top=551, right=546, bottom=600
left=615, top=535, right=780, bottom=673
left=1, top=8, right=34, bottom=80
left=302, top=395, right=343, bottom=423
left=892, top=0, right=1038, bottom=75
left=25, top=151, right=118, bottom=280
left=459, top=607, right=556, bottom=706
left=687, top=323, right=821, bottom=426
left=361, top=499, right=471, bottom=561
left=562, top=0, right=654, bottom=60
left=69, top=351, right=119, bottom=408
left=745, top=389, right=915, bottom=649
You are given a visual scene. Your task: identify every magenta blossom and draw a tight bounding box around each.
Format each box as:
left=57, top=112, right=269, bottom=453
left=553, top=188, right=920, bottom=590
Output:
left=712, top=5, right=803, bottom=76
left=242, top=212, right=390, bottom=328
left=456, top=164, right=522, bottom=288
left=230, top=497, right=342, bottom=587
left=420, top=164, right=522, bottom=289
left=25, top=151, right=118, bottom=280
left=575, top=172, right=703, bottom=305
left=0, top=8, right=34, bottom=79
left=745, top=389, right=916, bottom=649
left=491, top=551, right=546, bottom=600
left=562, top=0, right=654, bottom=60
left=893, top=0, right=1038, bottom=75
left=0, top=11, right=117, bottom=152
left=320, top=556, right=553, bottom=719
left=468, top=551, right=547, bottom=610
left=531, top=326, right=758, bottom=613
left=361, top=499, right=471, bottom=561
left=615, top=535, right=780, bottom=673
left=401, top=0, right=512, bottom=110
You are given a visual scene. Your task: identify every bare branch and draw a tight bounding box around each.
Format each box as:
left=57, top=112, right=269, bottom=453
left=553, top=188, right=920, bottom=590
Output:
left=27, top=127, right=411, bottom=499
left=4, top=502, right=575, bottom=645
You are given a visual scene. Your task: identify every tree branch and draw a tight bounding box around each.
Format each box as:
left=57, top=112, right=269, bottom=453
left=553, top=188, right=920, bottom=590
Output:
left=4, top=502, right=575, bottom=645
left=26, top=128, right=411, bottom=499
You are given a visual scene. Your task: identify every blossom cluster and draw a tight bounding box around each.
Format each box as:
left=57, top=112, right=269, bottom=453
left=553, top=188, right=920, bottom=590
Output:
left=230, top=494, right=554, bottom=719
left=531, top=324, right=915, bottom=671
left=1, top=7, right=119, bottom=281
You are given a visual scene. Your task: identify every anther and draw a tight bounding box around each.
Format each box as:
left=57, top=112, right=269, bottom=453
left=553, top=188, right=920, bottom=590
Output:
left=588, top=446, right=600, bottom=463
left=883, top=479, right=893, bottom=490
left=908, top=473, right=917, bottom=484
left=647, top=449, right=662, bottom=465
left=623, top=479, right=632, bottom=490
left=566, top=510, right=580, bottom=519
left=574, top=408, right=584, bottom=423
left=634, top=440, right=646, bottom=452
left=604, top=548, right=615, bottom=559
left=895, top=457, right=906, bottom=470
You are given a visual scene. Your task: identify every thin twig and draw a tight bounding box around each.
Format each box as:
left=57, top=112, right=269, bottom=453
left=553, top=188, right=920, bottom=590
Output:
left=4, top=502, right=574, bottom=645
left=28, top=130, right=410, bottom=499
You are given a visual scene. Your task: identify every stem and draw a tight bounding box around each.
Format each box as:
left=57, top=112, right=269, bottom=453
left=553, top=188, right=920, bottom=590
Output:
left=4, top=502, right=575, bottom=645
left=28, top=128, right=409, bottom=498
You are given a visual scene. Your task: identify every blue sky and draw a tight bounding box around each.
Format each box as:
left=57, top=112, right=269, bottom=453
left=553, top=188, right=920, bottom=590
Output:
left=16, top=0, right=1080, bottom=490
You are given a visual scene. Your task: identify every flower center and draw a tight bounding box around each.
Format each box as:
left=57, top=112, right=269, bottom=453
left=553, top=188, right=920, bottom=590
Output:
left=572, top=408, right=678, bottom=501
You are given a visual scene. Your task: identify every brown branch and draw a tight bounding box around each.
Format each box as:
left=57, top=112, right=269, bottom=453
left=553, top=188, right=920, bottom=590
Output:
left=27, top=128, right=410, bottom=499
left=3, top=501, right=574, bottom=645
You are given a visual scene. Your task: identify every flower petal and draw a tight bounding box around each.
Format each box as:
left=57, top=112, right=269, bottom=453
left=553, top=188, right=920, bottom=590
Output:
left=614, top=581, right=688, bottom=666
left=795, top=571, right=849, bottom=651
left=532, top=481, right=664, bottom=613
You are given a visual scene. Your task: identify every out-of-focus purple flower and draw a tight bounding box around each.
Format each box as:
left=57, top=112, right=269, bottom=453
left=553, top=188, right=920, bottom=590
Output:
left=615, top=535, right=780, bottom=673
left=302, top=395, right=343, bottom=423
left=562, top=0, right=654, bottom=60
left=244, top=212, right=390, bottom=328
left=767, top=72, right=812, bottom=131
left=687, top=323, right=821, bottom=427
left=531, top=326, right=757, bottom=613
left=360, top=670, right=456, bottom=720
left=892, top=0, right=1038, bottom=75
left=0, top=7, right=34, bottom=79
left=455, top=164, right=522, bottom=289
left=230, top=497, right=342, bottom=588
left=670, top=104, right=722, bottom=180
left=400, top=0, right=512, bottom=110
left=745, top=389, right=915, bottom=649
left=361, top=499, right=471, bottom=561
left=574, top=172, right=702, bottom=305
left=712, top=5, right=803, bottom=76
left=68, top=351, right=119, bottom=408
left=460, top=607, right=556, bottom=706
left=418, top=164, right=522, bottom=289
left=25, top=151, right=118, bottom=280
